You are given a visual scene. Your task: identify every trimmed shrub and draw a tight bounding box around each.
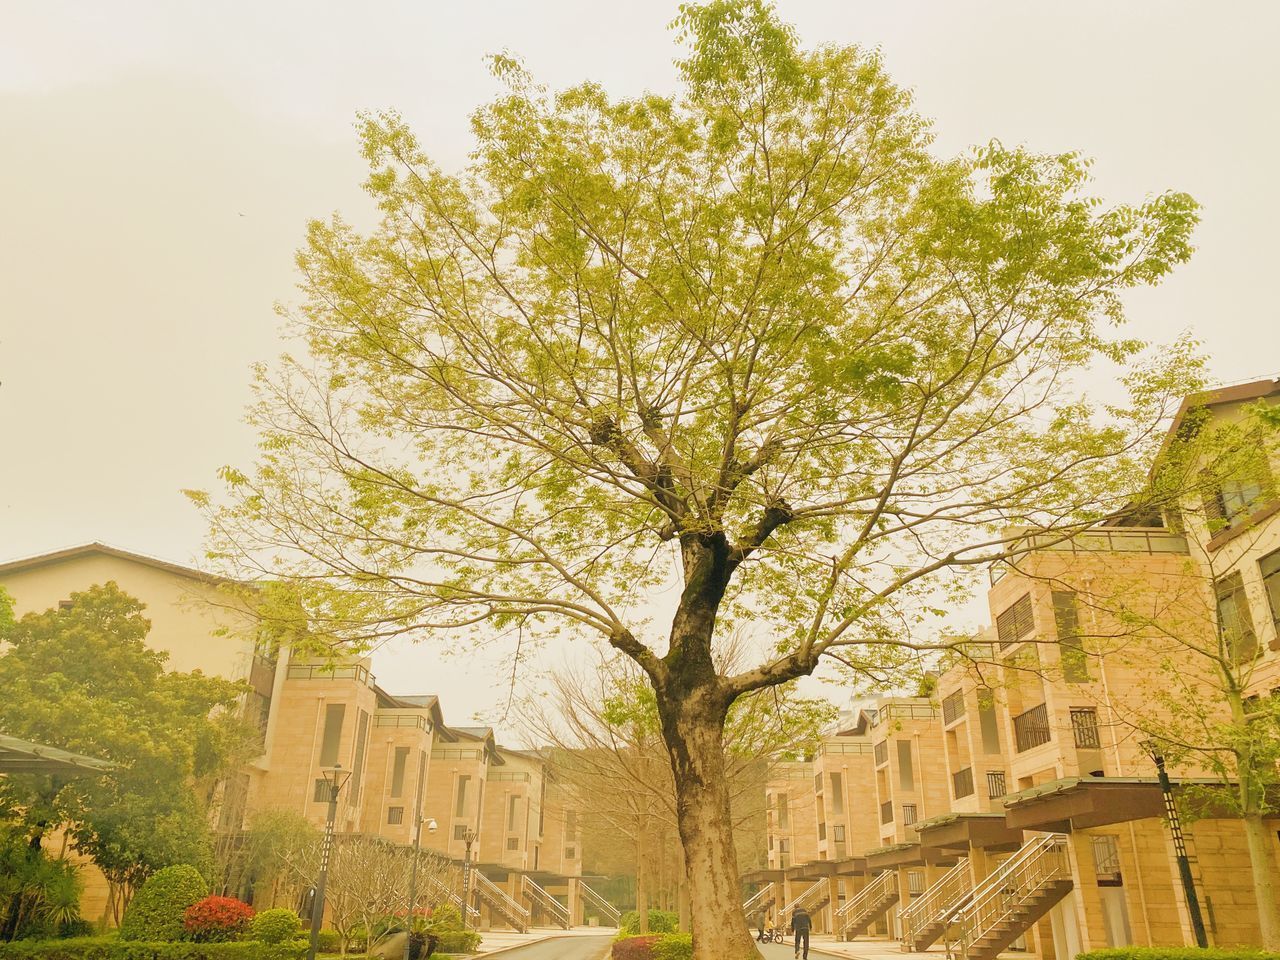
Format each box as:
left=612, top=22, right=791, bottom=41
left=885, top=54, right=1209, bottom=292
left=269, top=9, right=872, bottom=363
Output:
left=652, top=933, right=692, bottom=960
left=430, top=931, right=479, bottom=955
left=182, top=898, right=254, bottom=943
left=248, top=912, right=300, bottom=946
left=0, top=939, right=307, bottom=960
left=618, top=911, right=679, bottom=936
left=612, top=936, right=659, bottom=960
left=119, top=867, right=209, bottom=942
left=423, top=904, right=462, bottom=932
left=1078, top=952, right=1280, bottom=960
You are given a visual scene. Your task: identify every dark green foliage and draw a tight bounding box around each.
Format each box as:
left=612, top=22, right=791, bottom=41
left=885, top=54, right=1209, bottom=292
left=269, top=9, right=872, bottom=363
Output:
left=0, top=939, right=306, bottom=960
left=618, top=911, right=679, bottom=936
left=119, top=867, right=208, bottom=942
left=428, top=931, right=478, bottom=954
left=612, top=934, right=691, bottom=960
left=1077, top=952, right=1279, bottom=960
left=651, top=934, right=692, bottom=960
left=247, top=913, right=299, bottom=946
left=611, top=937, right=659, bottom=960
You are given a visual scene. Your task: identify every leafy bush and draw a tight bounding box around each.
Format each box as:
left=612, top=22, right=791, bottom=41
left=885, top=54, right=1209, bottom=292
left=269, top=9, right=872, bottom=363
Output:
left=1078, top=952, right=1280, bottom=960
left=430, top=931, right=479, bottom=954
left=309, top=932, right=340, bottom=954
left=423, top=904, right=462, bottom=932
left=248, top=912, right=300, bottom=946
left=120, top=867, right=209, bottom=942
left=618, top=911, right=679, bottom=936
left=652, top=933, right=692, bottom=960
left=182, top=898, right=254, bottom=943
left=0, top=938, right=308, bottom=960
left=612, top=936, right=659, bottom=960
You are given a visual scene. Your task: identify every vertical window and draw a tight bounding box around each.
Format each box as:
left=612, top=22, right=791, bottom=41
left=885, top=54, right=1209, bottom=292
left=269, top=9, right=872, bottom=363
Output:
left=508, top=795, right=520, bottom=831
left=415, top=750, right=427, bottom=812
left=776, top=793, right=789, bottom=830
left=1070, top=707, right=1101, bottom=748
left=977, top=688, right=1002, bottom=754
left=318, top=703, right=345, bottom=767
left=897, top=741, right=914, bottom=790
left=565, top=810, right=578, bottom=837
left=997, top=594, right=1035, bottom=648
left=390, top=747, right=409, bottom=798
left=387, top=806, right=404, bottom=825
left=349, top=710, right=369, bottom=802
left=455, top=775, right=470, bottom=817
left=1216, top=573, right=1259, bottom=663
left=1202, top=445, right=1275, bottom=532
left=1052, top=591, right=1089, bottom=682
left=1259, top=549, right=1280, bottom=632
left=830, top=773, right=844, bottom=815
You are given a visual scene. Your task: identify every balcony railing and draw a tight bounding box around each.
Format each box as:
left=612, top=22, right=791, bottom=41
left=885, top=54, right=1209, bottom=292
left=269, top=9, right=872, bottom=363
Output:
left=872, top=702, right=939, bottom=727
left=874, top=740, right=888, bottom=766
left=986, top=771, right=1007, bottom=799
left=1070, top=707, right=1101, bottom=748
left=286, top=662, right=371, bottom=684
left=880, top=801, right=894, bottom=824
left=1013, top=703, right=1052, bottom=752
left=952, top=767, right=975, bottom=799
left=990, top=526, right=1189, bottom=584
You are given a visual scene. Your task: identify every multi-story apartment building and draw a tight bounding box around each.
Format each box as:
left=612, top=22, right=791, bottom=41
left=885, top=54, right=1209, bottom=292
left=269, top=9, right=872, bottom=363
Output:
left=0, top=543, right=600, bottom=932
left=750, top=379, right=1280, bottom=958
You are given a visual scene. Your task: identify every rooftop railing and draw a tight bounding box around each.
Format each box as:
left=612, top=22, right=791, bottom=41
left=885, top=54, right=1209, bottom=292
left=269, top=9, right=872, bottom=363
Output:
left=990, top=526, right=1189, bottom=584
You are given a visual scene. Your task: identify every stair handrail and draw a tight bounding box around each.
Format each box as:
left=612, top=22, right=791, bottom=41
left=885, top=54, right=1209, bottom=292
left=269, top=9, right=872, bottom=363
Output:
left=742, top=882, right=775, bottom=916
left=521, top=875, right=570, bottom=927
left=779, top=879, right=828, bottom=917
left=834, top=868, right=896, bottom=931
left=424, top=875, right=479, bottom=922
left=473, top=871, right=531, bottom=932
left=576, top=878, right=622, bottom=926
left=946, top=833, right=1069, bottom=959
left=898, top=857, right=971, bottom=948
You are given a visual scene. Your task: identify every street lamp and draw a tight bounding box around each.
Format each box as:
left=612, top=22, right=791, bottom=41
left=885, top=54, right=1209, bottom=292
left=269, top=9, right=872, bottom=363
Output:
left=460, top=827, right=478, bottom=932
left=308, top=765, right=353, bottom=960
left=403, top=816, right=439, bottom=960
left=1144, top=742, right=1208, bottom=947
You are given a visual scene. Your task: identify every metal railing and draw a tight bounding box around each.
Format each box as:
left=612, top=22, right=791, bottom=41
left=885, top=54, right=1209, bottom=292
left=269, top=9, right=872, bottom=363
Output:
left=1070, top=707, right=1101, bottom=748
left=945, top=834, right=1070, bottom=959
left=953, top=767, right=975, bottom=799
left=990, top=527, right=1189, bottom=584
left=521, top=875, right=569, bottom=928
left=880, top=800, right=894, bottom=824
left=942, top=691, right=966, bottom=725
left=576, top=878, right=621, bottom=926
left=424, top=875, right=479, bottom=924
left=899, top=857, right=971, bottom=949
left=742, top=882, right=776, bottom=917
left=1013, top=703, right=1052, bottom=752
left=986, top=771, right=1007, bottom=799
left=780, top=880, right=828, bottom=918
left=835, top=870, right=898, bottom=935
left=473, top=871, right=530, bottom=932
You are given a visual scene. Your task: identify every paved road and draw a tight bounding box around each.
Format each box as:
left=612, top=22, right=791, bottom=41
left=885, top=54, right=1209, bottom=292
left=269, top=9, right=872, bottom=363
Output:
left=481, top=935, right=613, bottom=960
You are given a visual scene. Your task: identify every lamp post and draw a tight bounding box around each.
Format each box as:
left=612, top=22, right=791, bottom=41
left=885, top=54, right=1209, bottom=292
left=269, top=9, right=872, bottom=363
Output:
left=461, top=827, right=478, bottom=932
left=1145, top=744, right=1208, bottom=947
left=403, top=816, right=438, bottom=960
left=308, top=765, right=352, bottom=960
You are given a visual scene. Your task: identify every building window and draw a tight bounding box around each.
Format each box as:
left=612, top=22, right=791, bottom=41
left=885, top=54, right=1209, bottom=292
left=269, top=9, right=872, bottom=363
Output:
left=830, top=773, right=844, bottom=815
left=832, top=824, right=846, bottom=842
left=907, top=871, right=925, bottom=895
left=897, top=741, right=914, bottom=790
left=1052, top=591, right=1089, bottom=682
left=1216, top=573, right=1259, bottom=663
left=453, top=824, right=469, bottom=840
left=1013, top=703, right=1052, bottom=752
left=942, top=690, right=965, bottom=725
left=1091, top=835, right=1123, bottom=886
left=977, top=688, right=1001, bottom=754
left=387, top=806, right=404, bottom=825
left=776, top=793, right=790, bottom=830
left=1203, top=450, right=1274, bottom=532
left=873, top=740, right=888, bottom=766
left=318, top=703, right=346, bottom=767
left=455, top=776, right=471, bottom=817
left=390, top=746, right=409, bottom=799
left=818, top=822, right=827, bottom=841
left=902, top=803, right=918, bottom=826
left=880, top=801, right=893, bottom=825
left=565, top=846, right=577, bottom=860
left=313, top=778, right=334, bottom=803
left=1070, top=707, right=1101, bottom=749
left=997, top=594, right=1035, bottom=649
left=986, top=771, right=1007, bottom=799
left=951, top=767, right=974, bottom=799
left=1261, top=549, right=1280, bottom=631
left=349, top=710, right=369, bottom=803
left=508, top=795, right=520, bottom=831
left=507, top=836, right=520, bottom=851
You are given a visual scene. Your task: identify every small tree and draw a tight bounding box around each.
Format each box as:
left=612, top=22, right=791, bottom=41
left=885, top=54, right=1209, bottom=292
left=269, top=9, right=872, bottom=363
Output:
left=119, top=864, right=209, bottom=942
left=193, top=3, right=1201, bottom=955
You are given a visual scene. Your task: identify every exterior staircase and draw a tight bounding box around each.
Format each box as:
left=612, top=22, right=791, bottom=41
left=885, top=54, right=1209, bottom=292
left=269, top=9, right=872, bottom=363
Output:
left=575, top=878, right=622, bottom=927
left=425, top=875, right=479, bottom=925
left=835, top=870, right=898, bottom=939
left=742, top=881, right=776, bottom=918
left=945, top=833, right=1073, bottom=960
left=521, top=875, right=570, bottom=929
left=898, top=857, right=972, bottom=951
left=472, top=871, right=531, bottom=932
left=780, top=879, right=831, bottom=921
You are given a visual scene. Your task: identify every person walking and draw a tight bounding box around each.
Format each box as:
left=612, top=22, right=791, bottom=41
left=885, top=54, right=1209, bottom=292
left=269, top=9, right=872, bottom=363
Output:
left=790, top=905, right=811, bottom=959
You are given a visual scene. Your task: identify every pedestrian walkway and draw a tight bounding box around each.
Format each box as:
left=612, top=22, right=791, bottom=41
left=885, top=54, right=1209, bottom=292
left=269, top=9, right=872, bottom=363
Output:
left=756, top=935, right=949, bottom=959
left=472, top=926, right=618, bottom=955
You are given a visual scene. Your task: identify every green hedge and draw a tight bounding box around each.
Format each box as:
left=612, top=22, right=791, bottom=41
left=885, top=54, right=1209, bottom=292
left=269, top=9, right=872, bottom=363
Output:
left=1078, top=952, right=1280, bottom=960
left=0, top=938, right=308, bottom=960
left=652, top=933, right=691, bottom=960
left=430, top=931, right=479, bottom=954
left=119, top=867, right=209, bottom=942
left=618, top=911, right=679, bottom=936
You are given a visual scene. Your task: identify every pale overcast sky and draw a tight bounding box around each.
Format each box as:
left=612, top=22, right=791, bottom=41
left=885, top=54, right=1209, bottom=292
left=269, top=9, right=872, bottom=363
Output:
left=2, top=1, right=1277, bottom=735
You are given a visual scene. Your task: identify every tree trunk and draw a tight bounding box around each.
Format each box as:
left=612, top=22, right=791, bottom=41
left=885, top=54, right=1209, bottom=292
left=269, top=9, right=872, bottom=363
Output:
left=636, top=824, right=649, bottom=934
left=1243, top=811, right=1280, bottom=949
left=660, top=692, right=760, bottom=960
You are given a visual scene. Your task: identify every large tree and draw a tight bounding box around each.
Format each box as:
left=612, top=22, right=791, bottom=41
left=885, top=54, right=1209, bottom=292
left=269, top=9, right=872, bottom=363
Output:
left=192, top=3, right=1200, bottom=955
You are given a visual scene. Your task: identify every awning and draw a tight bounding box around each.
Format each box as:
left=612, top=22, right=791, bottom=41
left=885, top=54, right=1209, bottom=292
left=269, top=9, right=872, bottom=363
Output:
left=913, top=812, right=1024, bottom=852
left=1001, top=776, right=1244, bottom=830
left=864, top=841, right=958, bottom=870
left=833, top=855, right=868, bottom=877
left=741, top=868, right=786, bottom=884
left=785, top=860, right=838, bottom=881
left=0, top=734, right=116, bottom=776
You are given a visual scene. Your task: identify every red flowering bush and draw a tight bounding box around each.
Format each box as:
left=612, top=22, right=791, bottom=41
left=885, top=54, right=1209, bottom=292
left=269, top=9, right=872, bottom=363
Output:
left=183, top=895, right=256, bottom=942
left=612, top=936, right=659, bottom=960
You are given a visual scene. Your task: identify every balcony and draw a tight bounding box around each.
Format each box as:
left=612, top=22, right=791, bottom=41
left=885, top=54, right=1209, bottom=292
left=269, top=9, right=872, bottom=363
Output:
left=952, top=767, right=975, bottom=799
left=990, top=526, right=1189, bottom=584
left=286, top=662, right=371, bottom=684
left=1013, top=703, right=1052, bottom=752
left=880, top=801, right=894, bottom=825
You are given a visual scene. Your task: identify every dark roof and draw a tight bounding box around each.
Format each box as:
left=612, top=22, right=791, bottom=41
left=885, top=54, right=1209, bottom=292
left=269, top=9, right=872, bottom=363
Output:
left=0, top=542, right=226, bottom=584
left=1161, top=377, right=1280, bottom=453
